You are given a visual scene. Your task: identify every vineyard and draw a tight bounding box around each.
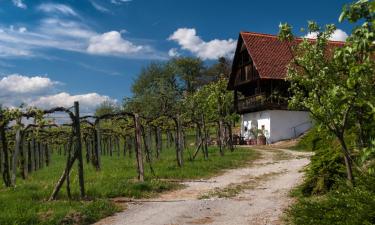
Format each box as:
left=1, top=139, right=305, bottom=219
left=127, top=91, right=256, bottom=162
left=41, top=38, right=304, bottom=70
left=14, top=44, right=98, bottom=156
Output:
left=0, top=70, right=256, bottom=224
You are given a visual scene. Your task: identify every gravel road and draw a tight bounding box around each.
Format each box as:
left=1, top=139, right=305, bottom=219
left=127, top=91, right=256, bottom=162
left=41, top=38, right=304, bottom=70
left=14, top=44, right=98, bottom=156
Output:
left=94, top=147, right=311, bottom=225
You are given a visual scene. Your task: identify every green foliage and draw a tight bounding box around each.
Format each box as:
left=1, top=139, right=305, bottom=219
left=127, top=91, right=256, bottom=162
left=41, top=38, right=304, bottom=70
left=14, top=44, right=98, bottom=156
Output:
left=292, top=128, right=347, bottom=195
left=287, top=176, right=375, bottom=225
left=94, top=100, right=120, bottom=117
left=279, top=0, right=375, bottom=183
left=0, top=147, right=258, bottom=225
left=126, top=62, right=182, bottom=117
left=183, top=77, right=237, bottom=123
left=171, top=57, right=205, bottom=93
left=301, top=147, right=346, bottom=195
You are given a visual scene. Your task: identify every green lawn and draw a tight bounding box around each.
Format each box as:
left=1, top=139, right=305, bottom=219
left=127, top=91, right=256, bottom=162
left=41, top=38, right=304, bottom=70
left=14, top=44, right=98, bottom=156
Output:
left=0, top=146, right=258, bottom=225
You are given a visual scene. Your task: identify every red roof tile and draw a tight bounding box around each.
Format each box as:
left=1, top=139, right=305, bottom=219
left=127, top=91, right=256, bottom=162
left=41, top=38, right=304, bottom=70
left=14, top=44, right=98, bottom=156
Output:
left=240, top=31, right=344, bottom=80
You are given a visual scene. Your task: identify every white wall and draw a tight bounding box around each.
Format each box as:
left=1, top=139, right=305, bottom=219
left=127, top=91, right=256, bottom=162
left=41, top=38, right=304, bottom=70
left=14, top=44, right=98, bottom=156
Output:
left=241, top=111, right=271, bottom=140
left=241, top=110, right=311, bottom=143
left=269, top=110, right=311, bottom=143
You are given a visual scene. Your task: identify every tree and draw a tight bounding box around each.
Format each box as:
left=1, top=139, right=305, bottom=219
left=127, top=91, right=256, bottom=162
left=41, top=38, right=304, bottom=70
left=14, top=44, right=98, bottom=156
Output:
left=206, top=57, right=232, bottom=80
left=172, top=57, right=205, bottom=94
left=126, top=62, right=182, bottom=118
left=278, top=0, right=374, bottom=184
left=95, top=100, right=120, bottom=117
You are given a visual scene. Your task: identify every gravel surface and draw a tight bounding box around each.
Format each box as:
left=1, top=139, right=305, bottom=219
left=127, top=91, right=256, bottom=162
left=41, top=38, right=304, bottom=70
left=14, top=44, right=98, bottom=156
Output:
left=94, top=147, right=311, bottom=225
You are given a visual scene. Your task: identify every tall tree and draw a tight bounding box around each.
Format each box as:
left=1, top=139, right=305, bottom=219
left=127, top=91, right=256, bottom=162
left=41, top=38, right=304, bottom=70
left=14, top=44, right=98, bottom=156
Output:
left=278, top=0, right=375, bottom=184
left=172, top=57, right=205, bottom=94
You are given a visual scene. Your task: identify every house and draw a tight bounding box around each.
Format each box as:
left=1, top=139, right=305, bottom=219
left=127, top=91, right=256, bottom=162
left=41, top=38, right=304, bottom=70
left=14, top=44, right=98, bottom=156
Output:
left=227, top=31, right=343, bottom=144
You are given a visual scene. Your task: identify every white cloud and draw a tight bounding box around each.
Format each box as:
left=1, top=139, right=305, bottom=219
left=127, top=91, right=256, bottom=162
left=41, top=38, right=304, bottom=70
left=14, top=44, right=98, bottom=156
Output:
left=0, top=17, right=162, bottom=59
left=87, top=31, right=147, bottom=55
left=12, top=0, right=27, bottom=9
left=168, top=28, right=236, bottom=60
left=0, top=74, right=56, bottom=95
left=0, top=45, right=32, bottom=57
left=304, top=29, right=348, bottom=42
left=30, top=92, right=115, bottom=113
left=18, top=27, right=27, bottom=33
left=38, top=3, right=78, bottom=17
left=111, top=0, right=132, bottom=5
left=168, top=48, right=180, bottom=57
left=0, top=74, right=116, bottom=114
left=90, top=1, right=111, bottom=13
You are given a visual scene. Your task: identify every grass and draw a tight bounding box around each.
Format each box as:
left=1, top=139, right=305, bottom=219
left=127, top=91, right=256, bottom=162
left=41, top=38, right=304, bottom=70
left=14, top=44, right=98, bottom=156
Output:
left=285, top=177, right=375, bottom=225
left=0, top=145, right=258, bottom=225
left=199, top=170, right=285, bottom=199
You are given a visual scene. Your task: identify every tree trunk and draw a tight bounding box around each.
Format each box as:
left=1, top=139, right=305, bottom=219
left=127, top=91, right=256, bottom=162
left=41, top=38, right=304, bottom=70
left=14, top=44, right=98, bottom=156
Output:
left=49, top=136, right=76, bottom=201
left=0, top=122, right=11, bottom=187
left=134, top=114, right=144, bottom=182
left=74, top=101, right=85, bottom=198
left=201, top=114, right=209, bottom=159
left=20, top=135, right=28, bottom=179
left=227, top=123, right=234, bottom=152
left=337, top=136, right=354, bottom=184
left=45, top=143, right=50, bottom=167
left=11, top=127, right=22, bottom=186
left=155, top=127, right=161, bottom=159
left=175, top=115, right=183, bottom=167
left=94, top=125, right=101, bottom=170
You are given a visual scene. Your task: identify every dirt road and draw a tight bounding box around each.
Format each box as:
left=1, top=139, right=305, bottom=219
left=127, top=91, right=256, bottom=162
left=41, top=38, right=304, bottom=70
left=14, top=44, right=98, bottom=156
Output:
left=94, top=148, right=311, bottom=225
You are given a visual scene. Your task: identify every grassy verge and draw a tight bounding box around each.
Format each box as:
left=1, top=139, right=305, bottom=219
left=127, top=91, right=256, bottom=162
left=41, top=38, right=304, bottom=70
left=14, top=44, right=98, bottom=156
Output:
left=0, top=146, right=258, bottom=225
left=286, top=177, right=375, bottom=225
left=285, top=126, right=375, bottom=224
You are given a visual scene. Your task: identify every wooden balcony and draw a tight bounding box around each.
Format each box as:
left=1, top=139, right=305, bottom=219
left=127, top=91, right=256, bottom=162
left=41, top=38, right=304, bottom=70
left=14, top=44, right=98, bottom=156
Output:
left=237, top=93, right=288, bottom=113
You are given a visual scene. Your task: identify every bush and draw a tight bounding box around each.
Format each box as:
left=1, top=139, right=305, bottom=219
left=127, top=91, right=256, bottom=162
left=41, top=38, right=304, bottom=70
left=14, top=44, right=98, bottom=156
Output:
left=300, top=147, right=346, bottom=195
left=288, top=176, right=375, bottom=225
left=294, top=127, right=347, bottom=195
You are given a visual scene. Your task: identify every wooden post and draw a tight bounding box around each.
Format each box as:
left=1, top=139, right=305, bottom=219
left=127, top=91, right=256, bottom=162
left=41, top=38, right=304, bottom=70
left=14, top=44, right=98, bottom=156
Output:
left=95, top=124, right=101, bottom=170
left=155, top=127, right=161, bottom=159
left=34, top=139, right=39, bottom=170
left=38, top=142, right=43, bottom=169
left=175, top=115, right=183, bottom=167
left=134, top=114, right=144, bottom=182
left=0, top=117, right=11, bottom=187
left=28, top=139, right=33, bottom=172
left=218, top=120, right=225, bottom=156
left=201, top=114, right=209, bottom=159
left=11, top=120, right=22, bottom=186
left=228, top=123, right=234, bottom=152
left=49, top=135, right=76, bottom=201
left=20, top=134, right=28, bottom=179
left=45, top=143, right=50, bottom=167
left=74, top=101, right=85, bottom=198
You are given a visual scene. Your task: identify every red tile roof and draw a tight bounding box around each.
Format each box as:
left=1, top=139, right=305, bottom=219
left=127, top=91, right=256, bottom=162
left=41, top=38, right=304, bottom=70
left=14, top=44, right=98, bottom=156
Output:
left=240, top=31, right=344, bottom=79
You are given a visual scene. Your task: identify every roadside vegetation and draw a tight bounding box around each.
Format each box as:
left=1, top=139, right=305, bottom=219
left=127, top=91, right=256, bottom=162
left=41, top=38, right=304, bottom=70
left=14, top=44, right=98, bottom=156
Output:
left=280, top=1, right=375, bottom=223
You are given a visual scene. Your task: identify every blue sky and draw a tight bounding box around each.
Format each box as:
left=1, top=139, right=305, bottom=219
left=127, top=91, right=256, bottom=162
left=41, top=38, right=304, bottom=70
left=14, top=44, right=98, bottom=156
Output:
left=0, top=0, right=353, bottom=113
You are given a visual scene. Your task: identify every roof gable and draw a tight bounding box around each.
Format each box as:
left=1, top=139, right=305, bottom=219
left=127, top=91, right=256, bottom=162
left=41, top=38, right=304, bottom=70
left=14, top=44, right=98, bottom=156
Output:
left=228, top=31, right=345, bottom=90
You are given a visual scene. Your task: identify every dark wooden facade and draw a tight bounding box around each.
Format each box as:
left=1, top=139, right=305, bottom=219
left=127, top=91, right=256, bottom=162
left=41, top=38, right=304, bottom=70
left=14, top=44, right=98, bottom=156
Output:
left=230, top=40, right=289, bottom=114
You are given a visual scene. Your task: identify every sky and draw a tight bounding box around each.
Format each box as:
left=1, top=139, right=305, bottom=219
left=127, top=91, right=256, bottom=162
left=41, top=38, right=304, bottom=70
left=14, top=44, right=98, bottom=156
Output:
left=0, top=0, right=354, bottom=114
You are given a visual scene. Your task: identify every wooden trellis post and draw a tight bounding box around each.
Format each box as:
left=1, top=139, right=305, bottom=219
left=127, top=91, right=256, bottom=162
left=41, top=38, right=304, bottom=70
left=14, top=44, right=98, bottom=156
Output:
left=0, top=112, right=11, bottom=187
left=175, top=114, right=183, bottom=167
left=74, top=101, right=85, bottom=198
left=134, top=113, right=144, bottom=182
left=11, top=119, right=23, bottom=186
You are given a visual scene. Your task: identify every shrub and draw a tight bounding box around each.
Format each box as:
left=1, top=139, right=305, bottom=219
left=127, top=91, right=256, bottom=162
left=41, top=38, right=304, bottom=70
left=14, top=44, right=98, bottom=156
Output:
left=295, top=127, right=347, bottom=195
left=288, top=176, right=375, bottom=225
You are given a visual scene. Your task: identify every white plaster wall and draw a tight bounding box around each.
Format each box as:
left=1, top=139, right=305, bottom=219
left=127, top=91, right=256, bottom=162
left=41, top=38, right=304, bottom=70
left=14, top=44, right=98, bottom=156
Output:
left=241, top=111, right=270, bottom=140
left=269, top=110, right=311, bottom=143
left=241, top=110, right=311, bottom=143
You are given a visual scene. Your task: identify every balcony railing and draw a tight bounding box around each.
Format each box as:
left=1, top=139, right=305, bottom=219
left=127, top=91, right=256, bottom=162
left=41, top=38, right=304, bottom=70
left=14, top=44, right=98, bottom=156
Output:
left=237, top=93, right=288, bottom=113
